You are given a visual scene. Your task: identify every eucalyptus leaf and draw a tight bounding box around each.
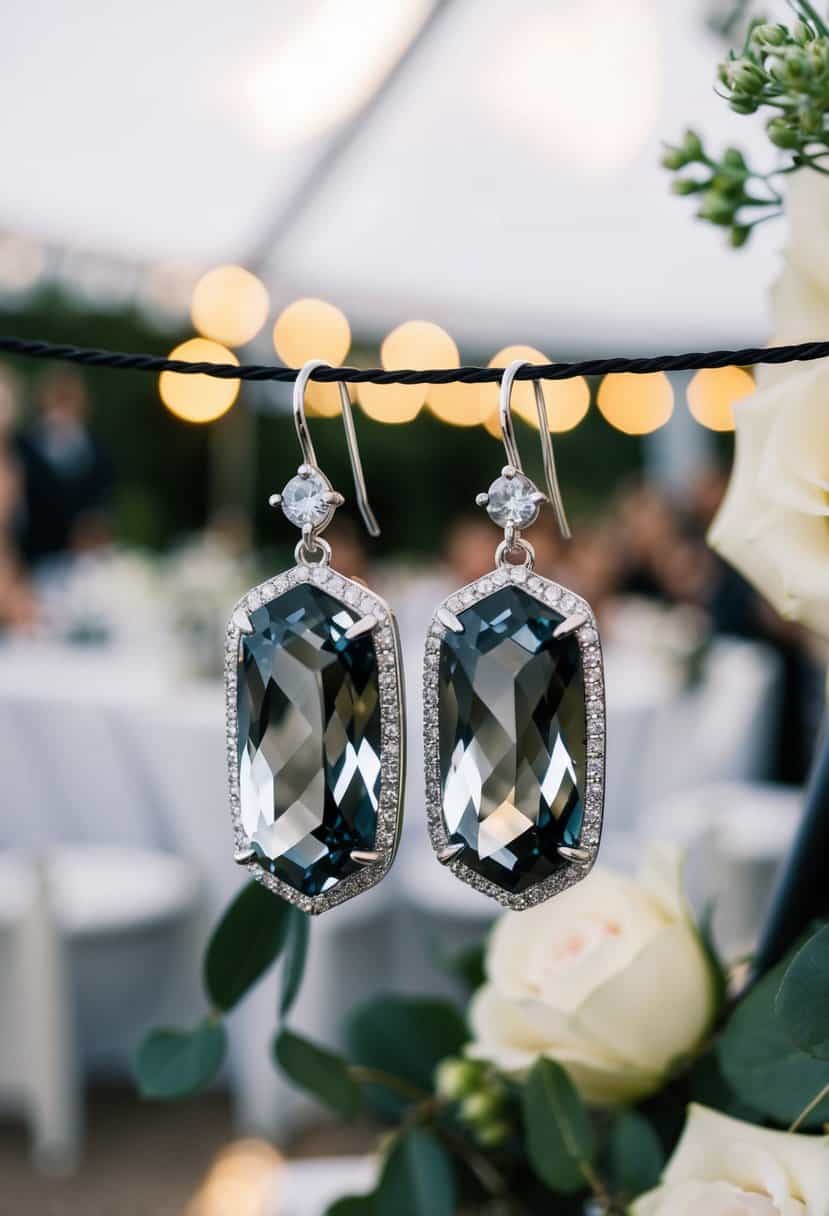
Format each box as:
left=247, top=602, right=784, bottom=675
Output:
left=273, top=1028, right=360, bottom=1118
left=135, top=1018, right=226, bottom=1100
left=345, top=996, right=467, bottom=1097
left=204, top=881, right=292, bottom=1012
left=608, top=1110, right=664, bottom=1196
left=521, top=1058, right=594, bottom=1195
left=719, top=955, right=829, bottom=1126
left=279, top=907, right=310, bottom=1019
left=775, top=924, right=829, bottom=1059
left=374, top=1129, right=455, bottom=1216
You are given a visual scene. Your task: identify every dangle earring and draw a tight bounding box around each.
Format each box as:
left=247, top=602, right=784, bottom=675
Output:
left=225, top=360, right=405, bottom=914
left=422, top=361, right=605, bottom=909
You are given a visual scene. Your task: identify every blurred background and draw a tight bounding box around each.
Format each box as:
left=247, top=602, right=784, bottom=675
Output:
left=1, top=0, right=827, bottom=1212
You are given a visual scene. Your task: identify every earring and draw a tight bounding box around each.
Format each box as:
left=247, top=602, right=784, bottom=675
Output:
left=423, top=361, right=605, bottom=910
left=225, top=360, right=405, bottom=915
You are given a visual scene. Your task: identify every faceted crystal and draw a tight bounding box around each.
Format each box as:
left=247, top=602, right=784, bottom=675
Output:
left=236, top=584, right=381, bottom=895
left=438, top=585, right=586, bottom=894
left=485, top=473, right=541, bottom=528
left=281, top=471, right=330, bottom=528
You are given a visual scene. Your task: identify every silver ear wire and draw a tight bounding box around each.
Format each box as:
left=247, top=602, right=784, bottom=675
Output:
left=498, top=360, right=571, bottom=540
left=292, top=359, right=381, bottom=538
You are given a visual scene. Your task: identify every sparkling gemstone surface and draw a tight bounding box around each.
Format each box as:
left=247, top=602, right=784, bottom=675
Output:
left=485, top=473, right=541, bottom=528
left=281, top=471, right=330, bottom=528
left=236, top=584, right=380, bottom=895
left=438, top=586, right=586, bottom=893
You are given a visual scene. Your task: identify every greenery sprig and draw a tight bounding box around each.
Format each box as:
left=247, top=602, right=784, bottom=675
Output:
left=664, top=1, right=829, bottom=245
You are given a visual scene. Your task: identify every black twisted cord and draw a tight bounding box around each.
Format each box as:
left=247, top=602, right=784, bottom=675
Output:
left=1, top=334, right=829, bottom=384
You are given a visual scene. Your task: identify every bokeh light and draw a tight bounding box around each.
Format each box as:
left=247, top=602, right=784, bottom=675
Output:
left=273, top=298, right=351, bottom=417
left=359, top=321, right=458, bottom=424
left=191, top=265, right=269, bottom=348
left=482, top=345, right=590, bottom=433
left=159, top=338, right=240, bottom=424
left=687, top=366, right=754, bottom=432
left=428, top=381, right=490, bottom=427
left=597, top=371, right=674, bottom=434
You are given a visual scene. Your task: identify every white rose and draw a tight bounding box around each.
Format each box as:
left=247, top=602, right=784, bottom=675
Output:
left=466, top=846, right=716, bottom=1105
left=632, top=1104, right=829, bottom=1216
left=708, top=362, right=829, bottom=640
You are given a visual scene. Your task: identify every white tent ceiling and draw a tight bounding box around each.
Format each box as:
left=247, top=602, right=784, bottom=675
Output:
left=0, top=0, right=790, bottom=351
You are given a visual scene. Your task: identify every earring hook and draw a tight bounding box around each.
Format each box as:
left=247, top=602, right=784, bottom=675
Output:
left=293, top=359, right=380, bottom=538
left=498, top=360, right=571, bottom=540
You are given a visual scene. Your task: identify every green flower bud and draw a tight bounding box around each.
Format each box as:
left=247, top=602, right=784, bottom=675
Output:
left=460, top=1089, right=504, bottom=1126
left=729, top=59, right=766, bottom=92
left=671, top=177, right=705, bottom=196
left=783, top=47, right=810, bottom=79
left=698, top=190, right=736, bottom=225
left=661, top=145, right=688, bottom=170
left=793, top=21, right=814, bottom=47
left=767, top=116, right=802, bottom=148
left=799, top=104, right=824, bottom=136
left=722, top=147, right=748, bottom=173
left=729, top=224, right=751, bottom=249
left=434, top=1058, right=483, bottom=1102
left=729, top=93, right=759, bottom=115
left=717, top=61, right=731, bottom=87
left=752, top=23, right=788, bottom=48
left=807, top=41, right=829, bottom=72
left=682, top=129, right=704, bottom=160
left=474, top=1120, right=511, bottom=1149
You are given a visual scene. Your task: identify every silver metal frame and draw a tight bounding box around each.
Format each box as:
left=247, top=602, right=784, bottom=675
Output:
left=225, top=563, right=405, bottom=915
left=422, top=562, right=605, bottom=910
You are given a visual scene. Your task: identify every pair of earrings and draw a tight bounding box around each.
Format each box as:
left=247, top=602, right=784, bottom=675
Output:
left=225, top=360, right=605, bottom=915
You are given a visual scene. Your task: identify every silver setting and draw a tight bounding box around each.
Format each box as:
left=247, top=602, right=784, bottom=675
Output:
left=423, top=564, right=605, bottom=911
left=225, top=565, right=405, bottom=915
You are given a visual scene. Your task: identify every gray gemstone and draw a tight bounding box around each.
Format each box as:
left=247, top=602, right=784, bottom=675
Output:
left=485, top=473, right=541, bottom=528
left=236, top=584, right=381, bottom=895
left=438, top=585, right=586, bottom=894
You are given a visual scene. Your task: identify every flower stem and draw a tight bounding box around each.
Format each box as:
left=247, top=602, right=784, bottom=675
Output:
left=792, top=0, right=829, bottom=35
left=348, top=1066, right=430, bottom=1105
left=788, top=1080, right=829, bottom=1132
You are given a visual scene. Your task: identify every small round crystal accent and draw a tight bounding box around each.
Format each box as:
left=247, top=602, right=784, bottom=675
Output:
left=281, top=471, right=330, bottom=528
left=484, top=473, right=541, bottom=528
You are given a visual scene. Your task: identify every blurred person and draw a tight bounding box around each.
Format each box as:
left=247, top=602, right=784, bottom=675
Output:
left=560, top=518, right=626, bottom=613
left=614, top=481, right=679, bottom=601
left=15, top=368, right=114, bottom=565
left=324, top=514, right=371, bottom=584
left=0, top=366, right=36, bottom=630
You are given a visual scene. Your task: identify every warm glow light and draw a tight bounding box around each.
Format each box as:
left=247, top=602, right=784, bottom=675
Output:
left=240, top=0, right=430, bottom=148
left=159, top=339, right=240, bottom=423
left=483, top=345, right=590, bottom=432
left=687, top=366, right=754, bottom=432
left=191, top=265, right=269, bottom=347
left=359, top=321, right=458, bottom=424
left=185, top=1139, right=282, bottom=1216
left=597, top=372, right=674, bottom=435
left=273, top=298, right=351, bottom=417
left=428, top=381, right=490, bottom=427
left=483, top=409, right=504, bottom=440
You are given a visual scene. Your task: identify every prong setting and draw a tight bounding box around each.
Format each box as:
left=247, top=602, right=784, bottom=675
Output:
left=437, top=607, right=464, bottom=634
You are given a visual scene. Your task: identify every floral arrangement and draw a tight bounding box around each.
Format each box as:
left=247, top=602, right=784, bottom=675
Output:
left=135, top=5, right=829, bottom=1212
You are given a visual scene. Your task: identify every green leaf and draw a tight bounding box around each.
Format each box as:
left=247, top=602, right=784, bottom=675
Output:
left=204, top=881, right=292, bottom=1012
left=279, top=907, right=310, bottom=1019
left=521, top=1058, right=595, bottom=1195
left=325, top=1198, right=375, bottom=1216
left=775, top=924, right=829, bottom=1060
left=608, top=1110, right=664, bottom=1196
left=346, top=996, right=467, bottom=1097
left=375, top=1129, right=454, bottom=1216
left=439, top=941, right=487, bottom=995
left=134, top=1018, right=226, bottom=1100
left=719, top=955, right=829, bottom=1127
left=273, top=1028, right=360, bottom=1118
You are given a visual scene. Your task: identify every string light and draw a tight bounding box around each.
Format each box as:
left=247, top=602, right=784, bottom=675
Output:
left=428, top=381, right=490, bottom=427
left=597, top=371, right=674, bottom=434
left=481, top=345, right=591, bottom=432
left=359, top=321, right=457, bottom=423
left=191, top=266, right=269, bottom=348
left=159, top=338, right=240, bottom=423
left=273, top=298, right=351, bottom=417
left=687, top=365, right=754, bottom=432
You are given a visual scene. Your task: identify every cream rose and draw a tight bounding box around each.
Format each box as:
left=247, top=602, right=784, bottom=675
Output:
left=708, top=362, right=829, bottom=640
left=632, top=1104, right=829, bottom=1216
left=466, top=846, right=716, bottom=1105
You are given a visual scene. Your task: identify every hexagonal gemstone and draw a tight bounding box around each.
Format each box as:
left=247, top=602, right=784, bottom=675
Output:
left=236, top=584, right=380, bottom=895
left=438, top=586, right=586, bottom=894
